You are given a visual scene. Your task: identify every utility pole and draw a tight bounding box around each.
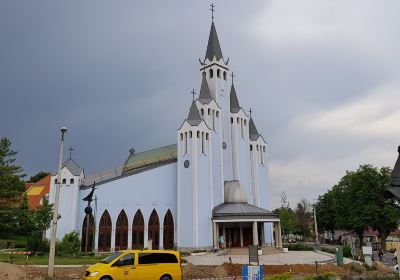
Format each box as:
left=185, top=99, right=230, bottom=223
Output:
left=313, top=203, right=319, bottom=250
left=48, top=127, right=67, bottom=277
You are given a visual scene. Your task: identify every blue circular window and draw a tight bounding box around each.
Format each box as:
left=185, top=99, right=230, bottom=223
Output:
left=222, top=142, right=227, bottom=149
left=184, top=160, right=190, bottom=168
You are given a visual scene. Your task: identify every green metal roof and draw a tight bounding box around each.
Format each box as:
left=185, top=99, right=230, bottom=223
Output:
left=122, top=144, right=177, bottom=173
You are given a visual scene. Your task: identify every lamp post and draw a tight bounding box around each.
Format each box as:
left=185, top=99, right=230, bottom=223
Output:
left=313, top=202, right=319, bottom=250
left=48, top=126, right=67, bottom=277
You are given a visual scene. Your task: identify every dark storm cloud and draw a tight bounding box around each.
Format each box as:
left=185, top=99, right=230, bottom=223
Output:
left=1, top=0, right=399, bottom=208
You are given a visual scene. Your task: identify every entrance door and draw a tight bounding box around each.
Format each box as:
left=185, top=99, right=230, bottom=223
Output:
left=148, top=209, right=160, bottom=249
left=226, top=228, right=241, bottom=247
left=242, top=227, right=253, bottom=246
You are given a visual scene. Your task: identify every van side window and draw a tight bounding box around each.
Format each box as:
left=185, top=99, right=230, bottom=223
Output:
left=138, top=253, right=178, bottom=264
left=139, top=253, right=158, bottom=264
left=158, top=253, right=178, bottom=263
left=118, top=253, right=135, bottom=266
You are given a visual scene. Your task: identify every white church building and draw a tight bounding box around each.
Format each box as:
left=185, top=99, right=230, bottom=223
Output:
left=47, top=17, right=282, bottom=252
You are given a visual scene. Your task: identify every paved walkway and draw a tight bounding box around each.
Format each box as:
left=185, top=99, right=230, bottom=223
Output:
left=187, top=251, right=355, bottom=265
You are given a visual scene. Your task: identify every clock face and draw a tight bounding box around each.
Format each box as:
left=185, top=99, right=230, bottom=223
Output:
left=184, top=160, right=190, bottom=168
left=222, top=142, right=227, bottom=149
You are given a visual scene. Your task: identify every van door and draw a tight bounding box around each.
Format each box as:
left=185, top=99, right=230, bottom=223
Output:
left=112, top=253, right=137, bottom=280
left=136, top=252, right=160, bottom=279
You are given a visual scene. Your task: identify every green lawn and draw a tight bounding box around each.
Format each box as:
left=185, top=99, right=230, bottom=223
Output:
left=0, top=254, right=107, bottom=265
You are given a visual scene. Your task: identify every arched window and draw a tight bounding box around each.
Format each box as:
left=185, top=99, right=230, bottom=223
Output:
left=201, top=132, right=205, bottom=153
left=241, top=118, right=244, bottom=138
left=62, top=178, right=66, bottom=184
left=202, top=71, right=206, bottom=78
left=132, top=210, right=144, bottom=249
left=263, top=146, right=266, bottom=152
left=148, top=209, right=160, bottom=249
left=217, top=69, right=220, bottom=78
left=231, top=117, right=233, bottom=124
left=216, top=111, right=219, bottom=118
left=206, top=133, right=209, bottom=140
left=244, top=119, right=247, bottom=126
left=115, top=210, right=128, bottom=250
left=197, top=131, right=200, bottom=138
left=250, top=145, right=253, bottom=151
left=200, top=108, right=204, bottom=116
left=212, top=110, right=215, bottom=130
left=260, top=149, right=263, bottom=165
left=209, top=69, right=213, bottom=78
left=70, top=178, right=74, bottom=184
left=81, top=214, right=94, bottom=252
left=223, top=71, right=227, bottom=80
left=237, top=117, right=239, bottom=124
left=98, top=210, right=112, bottom=252
left=189, top=131, right=192, bottom=138
left=256, top=145, right=259, bottom=151
left=184, top=132, right=188, bottom=154
left=208, top=108, right=211, bottom=115
left=163, top=210, right=174, bottom=249
left=180, top=133, right=183, bottom=141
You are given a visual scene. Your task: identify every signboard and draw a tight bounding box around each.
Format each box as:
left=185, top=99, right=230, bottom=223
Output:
left=362, top=246, right=372, bottom=255
left=243, top=265, right=264, bottom=280
left=248, top=246, right=259, bottom=265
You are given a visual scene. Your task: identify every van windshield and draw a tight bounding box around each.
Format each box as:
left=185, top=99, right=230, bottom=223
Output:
left=101, top=252, right=123, bottom=264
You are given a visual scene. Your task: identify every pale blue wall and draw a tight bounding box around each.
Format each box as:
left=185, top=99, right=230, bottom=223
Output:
left=77, top=163, right=177, bottom=250
left=197, top=155, right=212, bottom=247
left=211, top=131, right=222, bottom=207
left=57, top=185, right=76, bottom=239
left=238, top=136, right=252, bottom=203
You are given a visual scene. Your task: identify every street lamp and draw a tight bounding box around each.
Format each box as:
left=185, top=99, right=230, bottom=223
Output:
left=48, top=126, right=67, bottom=277
left=313, top=202, right=320, bottom=250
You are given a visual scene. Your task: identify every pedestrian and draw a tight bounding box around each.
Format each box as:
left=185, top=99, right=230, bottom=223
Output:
left=219, top=234, right=225, bottom=250
left=378, top=246, right=384, bottom=262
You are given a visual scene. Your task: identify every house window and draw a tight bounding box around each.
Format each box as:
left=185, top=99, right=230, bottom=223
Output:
left=70, top=178, right=74, bottom=184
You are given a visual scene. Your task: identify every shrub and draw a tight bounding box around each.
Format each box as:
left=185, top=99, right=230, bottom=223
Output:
left=304, top=272, right=336, bottom=280
left=57, top=231, right=80, bottom=257
left=287, top=243, right=314, bottom=251
left=320, top=247, right=336, bottom=255
left=343, top=245, right=352, bottom=258
left=27, top=232, right=49, bottom=253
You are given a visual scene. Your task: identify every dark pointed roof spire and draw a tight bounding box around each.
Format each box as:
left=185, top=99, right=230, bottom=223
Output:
left=187, top=100, right=202, bottom=126
left=230, top=84, right=241, bottom=113
left=249, top=117, right=261, bottom=141
left=205, top=22, right=223, bottom=61
left=384, top=146, right=400, bottom=199
left=198, top=74, right=212, bottom=104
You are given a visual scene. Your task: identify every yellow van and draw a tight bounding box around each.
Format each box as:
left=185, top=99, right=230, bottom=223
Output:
left=83, top=250, right=181, bottom=280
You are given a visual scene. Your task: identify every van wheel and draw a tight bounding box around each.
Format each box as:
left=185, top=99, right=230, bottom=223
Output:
left=160, top=274, right=172, bottom=280
left=100, top=276, right=113, bottom=280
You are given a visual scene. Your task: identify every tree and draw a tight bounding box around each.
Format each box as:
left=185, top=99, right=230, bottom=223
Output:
left=0, top=137, right=25, bottom=198
left=28, top=171, right=50, bottom=183
left=295, top=198, right=313, bottom=238
left=274, top=192, right=298, bottom=239
left=316, top=164, right=400, bottom=248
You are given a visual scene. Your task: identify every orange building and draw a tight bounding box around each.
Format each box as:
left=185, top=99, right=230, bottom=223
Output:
left=25, top=174, right=51, bottom=208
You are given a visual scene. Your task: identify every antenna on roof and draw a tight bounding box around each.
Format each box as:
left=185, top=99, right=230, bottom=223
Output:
left=68, top=146, right=74, bottom=159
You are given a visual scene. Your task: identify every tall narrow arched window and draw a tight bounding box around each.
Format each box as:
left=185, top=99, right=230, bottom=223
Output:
left=217, top=69, right=220, bottom=78
left=184, top=132, right=188, bottom=154
left=250, top=145, right=253, bottom=151
left=206, top=133, right=209, bottom=140
left=202, top=71, right=206, bottom=78
left=231, top=117, right=233, bottom=124
left=200, top=108, right=204, bottom=116
left=115, top=210, right=128, bottom=250
left=212, top=110, right=215, bottom=131
left=260, top=148, right=263, bottom=165
left=223, top=71, right=227, bottom=80
left=197, top=131, right=200, bottom=138
left=208, top=108, right=211, bottom=115
left=148, top=209, right=160, bottom=249
left=163, top=210, right=174, bottom=249
left=241, top=118, right=244, bottom=138
left=189, top=131, right=192, bottom=138
left=180, top=133, right=183, bottom=141
left=98, top=210, right=112, bottom=252
left=132, top=210, right=144, bottom=249
left=81, top=214, right=94, bottom=252
left=209, top=69, right=213, bottom=78
left=201, top=132, right=205, bottom=153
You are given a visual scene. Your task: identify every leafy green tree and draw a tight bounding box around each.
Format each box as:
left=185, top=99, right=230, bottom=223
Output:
left=295, top=198, right=312, bottom=238
left=316, top=190, right=337, bottom=237
left=274, top=192, right=298, bottom=239
left=28, top=171, right=50, bottom=183
left=57, top=231, right=81, bottom=257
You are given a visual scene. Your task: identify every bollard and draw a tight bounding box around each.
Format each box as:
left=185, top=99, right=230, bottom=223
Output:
left=315, top=260, right=318, bottom=274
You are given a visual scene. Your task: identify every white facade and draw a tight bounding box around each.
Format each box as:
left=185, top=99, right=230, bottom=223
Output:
left=48, top=20, right=280, bottom=251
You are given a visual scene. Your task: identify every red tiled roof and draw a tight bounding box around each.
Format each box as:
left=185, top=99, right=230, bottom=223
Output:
left=25, top=174, right=51, bottom=208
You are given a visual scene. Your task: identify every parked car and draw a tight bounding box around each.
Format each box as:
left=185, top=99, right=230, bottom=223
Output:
left=83, top=250, right=181, bottom=280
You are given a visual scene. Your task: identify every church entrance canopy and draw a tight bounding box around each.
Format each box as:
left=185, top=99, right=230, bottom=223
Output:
left=212, top=203, right=282, bottom=248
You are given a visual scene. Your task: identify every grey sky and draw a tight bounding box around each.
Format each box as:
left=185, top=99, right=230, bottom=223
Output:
left=1, top=1, right=400, bottom=209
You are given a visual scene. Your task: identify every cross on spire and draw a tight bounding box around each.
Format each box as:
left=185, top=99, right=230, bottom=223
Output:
left=230, top=72, right=236, bottom=84
left=68, top=146, right=74, bottom=159
left=210, top=3, right=215, bottom=22
left=190, top=89, right=197, bottom=101
left=249, top=108, right=252, bottom=118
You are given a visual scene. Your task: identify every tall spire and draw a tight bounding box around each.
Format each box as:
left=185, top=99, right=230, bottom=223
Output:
left=249, top=117, right=261, bottom=141
left=187, top=100, right=202, bottom=126
left=198, top=74, right=212, bottom=104
left=230, top=84, right=241, bottom=113
left=384, top=146, right=400, bottom=199
left=205, top=22, right=223, bottom=61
